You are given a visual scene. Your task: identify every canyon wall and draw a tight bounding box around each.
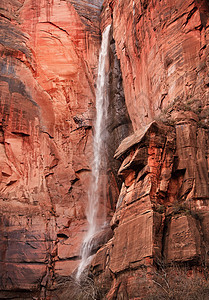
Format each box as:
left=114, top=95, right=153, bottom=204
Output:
left=0, top=0, right=99, bottom=298
left=0, top=0, right=130, bottom=298
left=91, top=0, right=209, bottom=299
left=1, top=0, right=209, bottom=299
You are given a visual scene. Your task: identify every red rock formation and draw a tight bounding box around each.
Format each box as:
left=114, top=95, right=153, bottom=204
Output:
left=90, top=0, right=209, bottom=298
left=0, top=0, right=105, bottom=298
left=1, top=0, right=209, bottom=299
left=0, top=0, right=131, bottom=297
left=91, top=118, right=209, bottom=298
left=102, top=0, right=209, bottom=130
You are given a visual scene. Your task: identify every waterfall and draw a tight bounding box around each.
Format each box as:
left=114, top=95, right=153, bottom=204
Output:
left=76, top=24, right=111, bottom=280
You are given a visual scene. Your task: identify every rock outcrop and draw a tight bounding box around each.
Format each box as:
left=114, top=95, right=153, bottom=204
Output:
left=92, top=117, right=209, bottom=298
left=0, top=0, right=133, bottom=297
left=102, top=0, right=209, bottom=130
left=90, top=0, right=209, bottom=298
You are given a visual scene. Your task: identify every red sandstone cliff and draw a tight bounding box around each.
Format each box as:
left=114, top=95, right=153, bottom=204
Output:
left=1, top=0, right=209, bottom=299
left=0, top=0, right=103, bottom=298
left=0, top=0, right=131, bottom=298
left=90, top=0, right=209, bottom=299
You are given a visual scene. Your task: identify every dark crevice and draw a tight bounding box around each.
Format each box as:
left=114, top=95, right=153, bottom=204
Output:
left=0, top=13, right=11, bottom=21
left=6, top=180, right=17, bottom=186
left=39, top=21, right=70, bottom=36
left=161, top=215, right=170, bottom=261
left=70, top=177, right=79, bottom=185
left=167, top=12, right=187, bottom=27
left=41, top=131, right=54, bottom=139
left=57, top=233, right=68, bottom=239
left=68, top=176, right=79, bottom=193
left=136, top=170, right=148, bottom=182
left=183, top=6, right=198, bottom=27
left=75, top=168, right=91, bottom=174
left=58, top=256, right=80, bottom=261
left=11, top=131, right=30, bottom=137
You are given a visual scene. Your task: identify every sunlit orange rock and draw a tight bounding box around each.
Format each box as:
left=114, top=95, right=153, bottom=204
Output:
left=1, top=0, right=209, bottom=299
left=0, top=0, right=104, bottom=297
left=92, top=3, right=209, bottom=297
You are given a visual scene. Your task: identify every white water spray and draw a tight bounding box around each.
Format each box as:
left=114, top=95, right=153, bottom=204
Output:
left=76, top=24, right=111, bottom=280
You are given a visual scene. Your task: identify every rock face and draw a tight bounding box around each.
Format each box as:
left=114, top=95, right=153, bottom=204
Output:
left=90, top=0, right=209, bottom=298
left=1, top=0, right=209, bottom=299
left=102, top=0, right=209, bottom=130
left=0, top=0, right=99, bottom=297
left=0, top=0, right=131, bottom=298
left=92, top=118, right=209, bottom=299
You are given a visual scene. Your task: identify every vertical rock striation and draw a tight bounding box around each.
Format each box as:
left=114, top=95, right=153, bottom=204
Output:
left=0, top=0, right=103, bottom=298
left=91, top=0, right=209, bottom=298
left=1, top=0, right=209, bottom=299
left=102, top=0, right=209, bottom=130
left=0, top=0, right=132, bottom=298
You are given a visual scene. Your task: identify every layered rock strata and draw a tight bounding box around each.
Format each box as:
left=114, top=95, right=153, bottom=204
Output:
left=1, top=0, right=209, bottom=299
left=91, top=0, right=209, bottom=298
left=0, top=0, right=98, bottom=297
left=92, top=117, right=209, bottom=299
left=102, top=0, right=209, bottom=130
left=0, top=0, right=131, bottom=298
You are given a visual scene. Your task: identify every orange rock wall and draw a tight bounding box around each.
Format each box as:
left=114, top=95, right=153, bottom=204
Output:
left=1, top=0, right=209, bottom=299
left=0, top=0, right=133, bottom=297
left=91, top=0, right=209, bottom=298
left=103, top=0, right=209, bottom=130
left=0, top=0, right=103, bottom=298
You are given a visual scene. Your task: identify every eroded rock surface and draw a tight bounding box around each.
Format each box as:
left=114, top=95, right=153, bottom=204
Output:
left=1, top=0, right=209, bottom=299
left=0, top=0, right=130, bottom=298
left=91, top=0, right=209, bottom=298
left=92, top=119, right=209, bottom=299
left=102, top=0, right=209, bottom=130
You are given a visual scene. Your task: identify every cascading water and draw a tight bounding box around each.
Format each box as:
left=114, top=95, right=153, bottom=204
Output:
left=76, top=24, right=111, bottom=280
